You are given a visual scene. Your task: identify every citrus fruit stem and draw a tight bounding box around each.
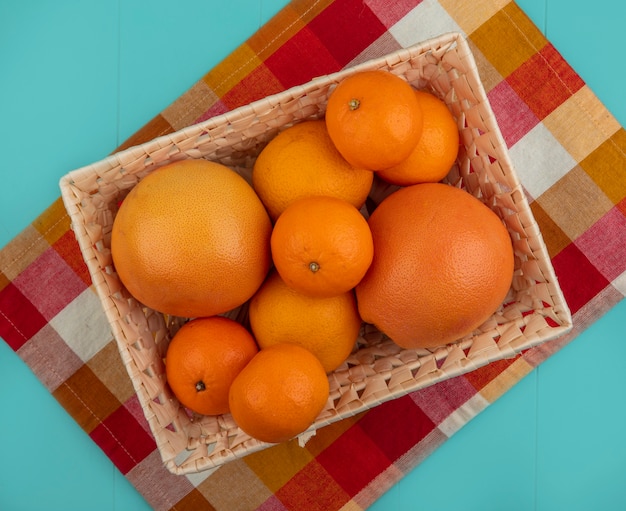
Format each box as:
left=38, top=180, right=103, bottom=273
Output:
left=348, top=98, right=360, bottom=111
left=309, top=262, right=321, bottom=273
left=195, top=380, right=206, bottom=392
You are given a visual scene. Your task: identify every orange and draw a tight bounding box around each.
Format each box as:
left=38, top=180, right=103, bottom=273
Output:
left=355, top=183, right=514, bottom=349
left=325, top=69, right=423, bottom=171
left=111, top=159, right=272, bottom=318
left=270, top=196, right=374, bottom=298
left=229, top=343, right=330, bottom=444
left=252, top=120, right=374, bottom=221
left=377, top=90, right=460, bottom=185
left=165, top=316, right=258, bottom=416
left=249, top=271, right=360, bottom=373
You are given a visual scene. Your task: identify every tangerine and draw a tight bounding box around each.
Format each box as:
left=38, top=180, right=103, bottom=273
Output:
left=270, top=196, right=373, bottom=298
left=249, top=270, right=360, bottom=373
left=325, top=69, right=423, bottom=170
left=355, top=183, right=514, bottom=349
left=228, top=343, right=330, bottom=444
left=165, top=316, right=258, bottom=416
left=377, top=90, right=459, bottom=185
left=252, top=120, right=374, bottom=221
left=111, top=159, right=272, bottom=318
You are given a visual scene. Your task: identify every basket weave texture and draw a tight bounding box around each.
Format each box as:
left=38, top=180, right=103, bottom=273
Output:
left=60, top=32, right=572, bottom=475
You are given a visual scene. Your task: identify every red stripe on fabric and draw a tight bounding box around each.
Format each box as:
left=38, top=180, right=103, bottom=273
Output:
left=506, top=43, right=585, bottom=120
left=464, top=356, right=519, bottom=391
left=219, top=63, right=286, bottom=111
left=308, top=0, right=387, bottom=67
left=12, top=247, right=88, bottom=321
left=574, top=205, right=626, bottom=282
left=194, top=99, right=230, bottom=124
left=357, top=395, right=436, bottom=461
left=618, top=195, right=626, bottom=217
left=256, top=494, right=290, bottom=511
left=551, top=242, right=611, bottom=315
left=409, top=375, right=480, bottom=425
left=123, top=394, right=153, bottom=435
left=274, top=459, right=351, bottom=511
left=364, top=0, right=423, bottom=28
left=52, top=230, right=92, bottom=287
left=90, top=405, right=156, bottom=475
left=488, top=79, right=540, bottom=148
left=0, top=283, right=47, bottom=350
left=263, top=26, right=341, bottom=89
left=316, top=423, right=392, bottom=496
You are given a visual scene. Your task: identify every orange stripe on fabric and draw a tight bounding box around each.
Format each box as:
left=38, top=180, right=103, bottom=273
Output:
left=244, top=441, right=315, bottom=493
left=0, top=272, right=9, bottom=292
left=86, top=341, right=136, bottom=404
left=52, top=230, right=91, bottom=287
left=217, top=61, right=285, bottom=110
left=469, top=2, right=547, bottom=78
left=580, top=130, right=626, bottom=205
left=466, top=38, right=505, bottom=93
left=464, top=355, right=518, bottom=393
left=543, top=86, right=622, bottom=163
left=202, top=43, right=265, bottom=98
left=0, top=225, right=51, bottom=280
left=529, top=200, right=573, bottom=259
left=439, top=0, right=511, bottom=35
left=172, top=488, right=217, bottom=511
left=32, top=197, right=71, bottom=246
left=202, top=0, right=332, bottom=100
left=172, top=488, right=218, bottom=511
left=0, top=198, right=70, bottom=281
left=53, top=364, right=122, bottom=434
left=161, top=81, right=220, bottom=131
left=477, top=356, right=534, bottom=403
left=536, top=165, right=615, bottom=240
left=247, top=1, right=324, bottom=59
left=274, top=459, right=352, bottom=511
left=194, top=459, right=272, bottom=509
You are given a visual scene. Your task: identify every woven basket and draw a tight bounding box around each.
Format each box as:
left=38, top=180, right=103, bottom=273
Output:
left=60, top=32, right=572, bottom=475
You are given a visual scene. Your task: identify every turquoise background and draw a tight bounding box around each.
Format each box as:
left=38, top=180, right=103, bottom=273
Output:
left=1, top=1, right=625, bottom=509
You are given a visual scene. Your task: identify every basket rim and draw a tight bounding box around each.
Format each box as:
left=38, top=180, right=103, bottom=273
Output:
left=59, top=32, right=466, bottom=191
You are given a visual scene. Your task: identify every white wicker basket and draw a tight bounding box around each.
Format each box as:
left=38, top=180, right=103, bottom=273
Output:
left=59, top=32, right=572, bottom=475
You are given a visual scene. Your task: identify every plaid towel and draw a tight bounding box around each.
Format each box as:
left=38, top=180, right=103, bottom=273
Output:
left=1, top=0, right=624, bottom=510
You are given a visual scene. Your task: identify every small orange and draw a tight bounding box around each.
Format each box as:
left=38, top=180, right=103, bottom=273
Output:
left=165, top=316, right=259, bottom=416
left=356, top=183, right=514, bottom=349
left=325, top=69, right=423, bottom=170
left=377, top=90, right=460, bottom=185
left=252, top=120, right=374, bottom=221
left=249, top=270, right=360, bottom=373
left=229, top=343, right=330, bottom=444
left=111, top=159, right=272, bottom=318
left=270, top=196, right=374, bottom=298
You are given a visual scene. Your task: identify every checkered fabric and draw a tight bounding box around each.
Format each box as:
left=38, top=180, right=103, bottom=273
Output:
left=1, top=0, right=625, bottom=510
